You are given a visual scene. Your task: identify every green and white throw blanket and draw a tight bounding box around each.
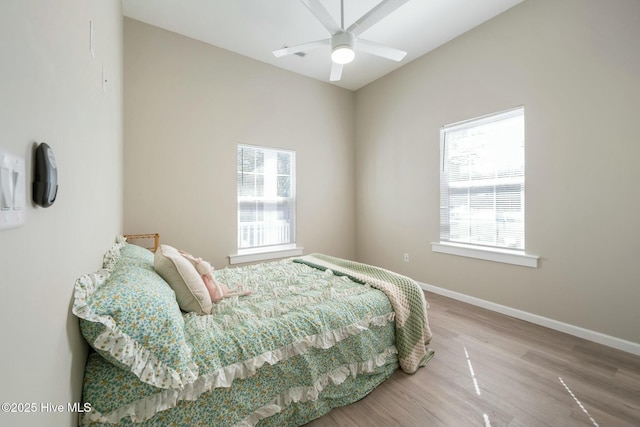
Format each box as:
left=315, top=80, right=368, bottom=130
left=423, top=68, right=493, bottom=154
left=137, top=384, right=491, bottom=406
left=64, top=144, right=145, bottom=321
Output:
left=294, top=254, right=434, bottom=374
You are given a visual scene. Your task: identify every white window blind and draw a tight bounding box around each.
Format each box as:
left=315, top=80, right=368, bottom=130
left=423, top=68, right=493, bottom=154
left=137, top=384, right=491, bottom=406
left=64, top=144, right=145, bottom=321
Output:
left=237, top=145, right=296, bottom=250
left=440, top=107, right=525, bottom=250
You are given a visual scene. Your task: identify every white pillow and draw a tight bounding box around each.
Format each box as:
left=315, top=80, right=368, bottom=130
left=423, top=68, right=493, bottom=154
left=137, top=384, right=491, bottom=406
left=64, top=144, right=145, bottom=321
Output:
left=154, top=244, right=212, bottom=315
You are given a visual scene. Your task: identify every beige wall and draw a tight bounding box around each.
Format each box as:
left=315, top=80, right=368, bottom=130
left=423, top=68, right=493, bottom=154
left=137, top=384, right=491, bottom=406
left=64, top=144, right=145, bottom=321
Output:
left=355, top=0, right=640, bottom=344
left=123, top=19, right=356, bottom=267
left=0, top=1, right=123, bottom=426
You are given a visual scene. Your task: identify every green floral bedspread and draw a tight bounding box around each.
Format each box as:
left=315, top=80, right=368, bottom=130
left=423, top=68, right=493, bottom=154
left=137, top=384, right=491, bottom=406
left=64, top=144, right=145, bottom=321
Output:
left=81, top=258, right=399, bottom=426
left=293, top=254, right=434, bottom=374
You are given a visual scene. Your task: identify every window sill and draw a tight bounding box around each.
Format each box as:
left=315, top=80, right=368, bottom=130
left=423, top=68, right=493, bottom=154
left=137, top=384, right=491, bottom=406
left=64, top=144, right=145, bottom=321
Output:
left=431, top=241, right=538, bottom=268
left=229, top=244, right=303, bottom=265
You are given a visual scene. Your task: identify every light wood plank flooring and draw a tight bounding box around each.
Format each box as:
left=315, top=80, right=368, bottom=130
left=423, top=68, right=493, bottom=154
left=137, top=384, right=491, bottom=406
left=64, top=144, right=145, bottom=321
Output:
left=305, top=291, right=640, bottom=426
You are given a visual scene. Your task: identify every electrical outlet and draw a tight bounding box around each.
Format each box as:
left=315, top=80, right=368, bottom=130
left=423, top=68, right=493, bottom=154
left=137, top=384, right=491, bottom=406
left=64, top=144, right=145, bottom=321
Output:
left=403, top=253, right=409, bottom=262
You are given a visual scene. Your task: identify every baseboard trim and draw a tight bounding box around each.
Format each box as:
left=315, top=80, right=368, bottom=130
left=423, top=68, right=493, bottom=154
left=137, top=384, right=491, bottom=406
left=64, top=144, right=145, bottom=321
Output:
left=419, top=282, right=640, bottom=356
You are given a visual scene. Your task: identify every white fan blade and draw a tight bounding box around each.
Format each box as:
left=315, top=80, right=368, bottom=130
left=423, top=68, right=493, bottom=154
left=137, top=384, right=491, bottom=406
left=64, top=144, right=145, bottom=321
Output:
left=330, top=62, right=344, bottom=81
left=356, top=39, right=407, bottom=61
left=300, top=0, right=341, bottom=34
left=273, top=39, right=330, bottom=58
left=347, top=0, right=410, bottom=37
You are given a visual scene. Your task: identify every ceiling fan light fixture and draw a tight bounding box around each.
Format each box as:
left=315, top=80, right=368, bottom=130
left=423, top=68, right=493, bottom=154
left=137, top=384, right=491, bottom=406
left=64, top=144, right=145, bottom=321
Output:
left=274, top=0, right=411, bottom=82
left=331, top=46, right=355, bottom=64
left=331, top=31, right=355, bottom=64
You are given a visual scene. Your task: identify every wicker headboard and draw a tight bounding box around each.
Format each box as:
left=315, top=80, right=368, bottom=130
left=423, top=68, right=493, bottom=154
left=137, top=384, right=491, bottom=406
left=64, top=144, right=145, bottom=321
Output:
left=123, top=233, right=160, bottom=252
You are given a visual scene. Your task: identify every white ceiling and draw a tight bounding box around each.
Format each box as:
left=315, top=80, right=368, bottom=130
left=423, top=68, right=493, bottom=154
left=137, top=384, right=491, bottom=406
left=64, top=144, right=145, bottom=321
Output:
left=122, top=0, right=525, bottom=91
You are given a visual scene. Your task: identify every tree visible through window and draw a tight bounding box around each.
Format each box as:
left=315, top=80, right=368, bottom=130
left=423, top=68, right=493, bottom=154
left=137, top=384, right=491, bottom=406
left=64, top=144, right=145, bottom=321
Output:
left=237, top=145, right=295, bottom=250
left=440, top=107, right=525, bottom=250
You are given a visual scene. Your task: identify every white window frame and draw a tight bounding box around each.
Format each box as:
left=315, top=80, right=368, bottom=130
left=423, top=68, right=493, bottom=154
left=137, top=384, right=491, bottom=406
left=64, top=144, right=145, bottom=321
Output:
left=431, top=107, right=538, bottom=268
left=231, top=144, right=302, bottom=265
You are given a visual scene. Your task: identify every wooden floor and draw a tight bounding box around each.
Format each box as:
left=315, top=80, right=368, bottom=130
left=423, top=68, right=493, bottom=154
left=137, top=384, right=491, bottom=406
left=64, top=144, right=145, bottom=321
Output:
left=305, top=291, right=640, bottom=427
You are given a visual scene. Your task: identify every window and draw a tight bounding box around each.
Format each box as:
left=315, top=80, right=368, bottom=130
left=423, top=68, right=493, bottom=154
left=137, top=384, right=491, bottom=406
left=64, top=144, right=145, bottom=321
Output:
left=233, top=144, right=300, bottom=263
left=433, top=107, right=538, bottom=267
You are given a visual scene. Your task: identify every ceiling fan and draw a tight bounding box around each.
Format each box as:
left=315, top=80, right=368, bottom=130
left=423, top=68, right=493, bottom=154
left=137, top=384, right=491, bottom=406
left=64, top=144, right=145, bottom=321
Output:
left=273, top=0, right=410, bottom=82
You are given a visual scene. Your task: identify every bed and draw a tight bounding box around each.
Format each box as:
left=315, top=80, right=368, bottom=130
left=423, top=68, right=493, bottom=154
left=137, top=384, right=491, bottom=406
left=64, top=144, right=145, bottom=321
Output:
left=73, top=238, right=433, bottom=426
